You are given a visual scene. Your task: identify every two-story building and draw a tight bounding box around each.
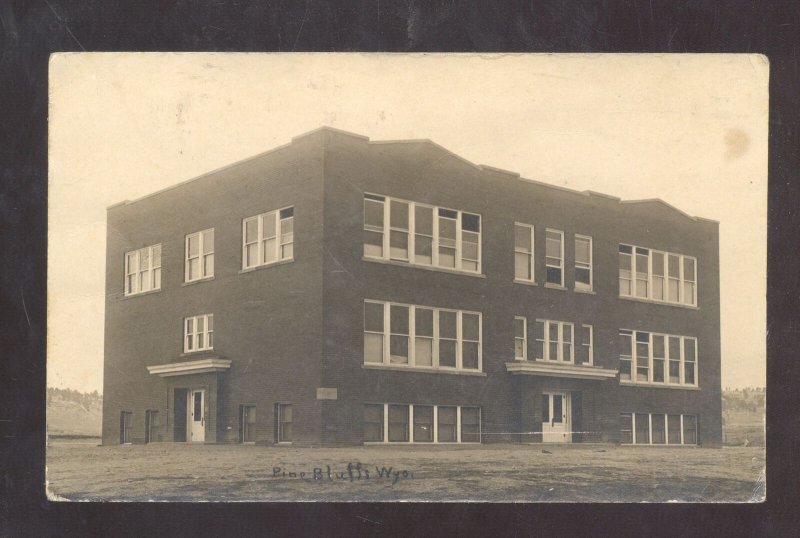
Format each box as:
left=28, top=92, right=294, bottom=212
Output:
left=102, top=127, right=722, bottom=447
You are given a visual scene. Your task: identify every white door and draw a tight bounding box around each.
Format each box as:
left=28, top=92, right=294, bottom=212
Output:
left=542, top=392, right=571, bottom=443
left=188, top=389, right=205, bottom=443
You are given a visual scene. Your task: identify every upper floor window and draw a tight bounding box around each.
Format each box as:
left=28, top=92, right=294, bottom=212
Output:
left=185, top=229, right=214, bottom=282
left=619, top=244, right=697, bottom=306
left=364, top=299, right=482, bottom=372
left=184, top=313, right=213, bottom=353
left=574, top=235, right=593, bottom=291
left=619, top=329, right=698, bottom=386
left=124, top=244, right=161, bottom=296
left=535, top=319, right=574, bottom=362
left=363, top=194, right=481, bottom=274
left=243, top=207, right=294, bottom=270
left=514, top=223, right=535, bottom=282
left=545, top=229, right=564, bottom=286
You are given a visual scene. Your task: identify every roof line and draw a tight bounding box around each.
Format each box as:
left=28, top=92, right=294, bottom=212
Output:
left=108, top=126, right=716, bottom=223
left=620, top=198, right=719, bottom=223
left=106, top=139, right=295, bottom=210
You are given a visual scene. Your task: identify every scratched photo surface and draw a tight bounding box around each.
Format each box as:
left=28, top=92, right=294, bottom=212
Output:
left=46, top=53, right=767, bottom=502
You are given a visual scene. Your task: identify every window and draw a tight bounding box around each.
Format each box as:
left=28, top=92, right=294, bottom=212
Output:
left=437, top=406, right=457, bottom=442
left=619, top=329, right=698, bottom=387
left=535, top=319, right=574, bottom=362
left=276, top=403, right=292, bottom=443
left=240, top=405, right=256, bottom=443
left=124, top=244, right=161, bottom=296
left=365, top=404, right=480, bottom=444
left=389, top=200, right=410, bottom=260
left=120, top=411, right=132, bottom=444
left=389, top=304, right=410, bottom=364
left=364, top=302, right=385, bottom=364
left=413, top=405, right=434, bottom=442
left=461, top=407, right=481, bottom=442
left=621, top=413, right=698, bottom=445
left=185, top=229, right=214, bottom=282
left=461, top=313, right=481, bottom=369
left=364, top=194, right=385, bottom=257
left=514, top=317, right=527, bottom=360
left=651, top=413, right=666, bottom=444
left=619, top=243, right=697, bottom=306
left=514, top=223, right=535, bottom=282
left=620, top=414, right=633, bottom=444
left=580, top=324, right=593, bottom=365
left=574, top=235, right=592, bottom=291
left=242, top=207, right=294, bottom=269
left=363, top=194, right=481, bottom=273
left=388, top=404, right=409, bottom=442
left=683, top=415, right=698, bottom=445
left=545, top=229, right=564, bottom=286
left=635, top=331, right=650, bottom=382
left=184, top=314, right=213, bottom=353
left=364, top=404, right=384, bottom=442
left=364, top=300, right=482, bottom=372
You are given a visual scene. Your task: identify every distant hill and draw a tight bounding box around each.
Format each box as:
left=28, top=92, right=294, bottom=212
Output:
left=47, top=387, right=102, bottom=438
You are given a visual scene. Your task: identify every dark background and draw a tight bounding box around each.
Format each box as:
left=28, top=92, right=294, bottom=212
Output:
left=1, top=0, right=797, bottom=535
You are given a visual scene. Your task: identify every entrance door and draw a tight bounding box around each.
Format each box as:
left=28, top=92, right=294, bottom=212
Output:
left=542, top=392, right=571, bottom=443
left=188, top=390, right=205, bottom=443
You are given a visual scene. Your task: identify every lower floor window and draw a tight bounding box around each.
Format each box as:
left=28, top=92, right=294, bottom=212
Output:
left=364, top=403, right=481, bottom=443
left=276, top=403, right=292, bottom=443
left=120, top=411, right=133, bottom=444
left=620, top=412, right=698, bottom=445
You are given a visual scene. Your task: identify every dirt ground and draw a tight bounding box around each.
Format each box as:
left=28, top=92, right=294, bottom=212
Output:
left=46, top=439, right=765, bottom=502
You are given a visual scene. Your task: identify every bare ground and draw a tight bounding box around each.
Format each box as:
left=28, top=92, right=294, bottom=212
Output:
left=46, top=439, right=765, bottom=502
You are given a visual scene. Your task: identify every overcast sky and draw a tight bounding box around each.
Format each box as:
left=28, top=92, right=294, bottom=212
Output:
left=48, top=53, right=768, bottom=393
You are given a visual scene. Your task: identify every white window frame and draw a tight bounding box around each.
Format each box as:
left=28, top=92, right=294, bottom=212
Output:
left=622, top=412, right=697, bottom=446
left=574, top=234, right=593, bottom=291
left=185, top=228, right=214, bottom=282
left=619, top=243, right=697, bottom=307
left=619, top=329, right=699, bottom=388
left=364, top=403, right=481, bottom=444
left=545, top=228, right=564, bottom=287
left=242, top=206, right=294, bottom=270
left=124, top=244, right=162, bottom=296
left=581, top=324, right=593, bottom=365
left=363, top=299, right=482, bottom=373
left=535, top=319, right=574, bottom=363
left=515, top=316, right=527, bottom=361
left=276, top=402, right=292, bottom=444
left=514, top=222, right=535, bottom=283
left=184, top=313, right=213, bottom=353
left=362, top=193, right=481, bottom=274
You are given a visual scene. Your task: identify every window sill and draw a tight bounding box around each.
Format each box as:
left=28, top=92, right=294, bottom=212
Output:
left=275, top=442, right=293, bottom=446
left=362, top=256, right=486, bottom=278
left=574, top=288, right=596, bottom=295
left=620, top=381, right=700, bottom=391
left=239, top=258, right=294, bottom=274
left=180, top=350, right=216, bottom=358
left=514, top=279, right=538, bottom=287
left=121, top=288, right=162, bottom=300
left=544, top=283, right=567, bottom=291
left=619, top=295, right=700, bottom=310
left=183, top=276, right=215, bottom=287
left=362, top=364, right=486, bottom=376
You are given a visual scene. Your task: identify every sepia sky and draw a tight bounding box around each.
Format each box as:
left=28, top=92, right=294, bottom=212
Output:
left=48, top=53, right=768, bottom=393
